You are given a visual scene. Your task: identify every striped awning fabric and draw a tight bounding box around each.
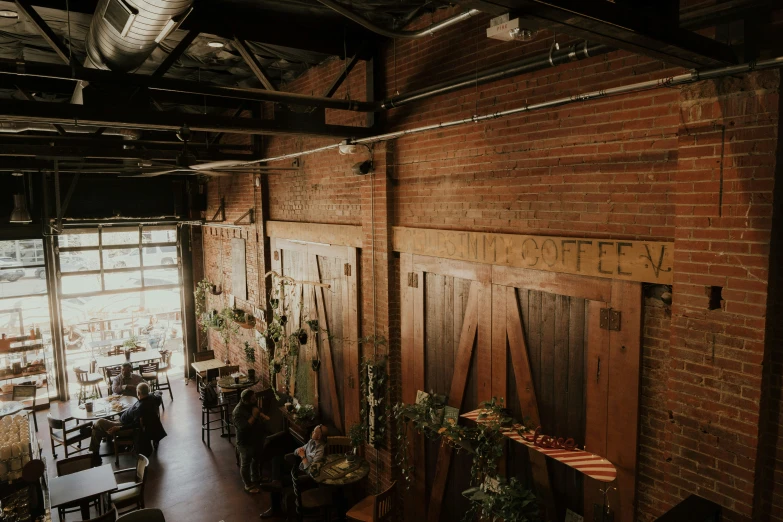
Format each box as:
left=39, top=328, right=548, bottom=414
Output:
left=461, top=409, right=617, bottom=483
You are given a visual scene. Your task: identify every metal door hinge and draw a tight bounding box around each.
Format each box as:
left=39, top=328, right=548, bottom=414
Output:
left=344, top=263, right=352, bottom=277
left=599, top=308, right=621, bottom=331
left=407, top=272, right=418, bottom=288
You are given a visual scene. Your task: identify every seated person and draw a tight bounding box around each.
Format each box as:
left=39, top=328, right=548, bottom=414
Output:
left=89, top=382, right=163, bottom=457
left=232, top=389, right=271, bottom=494
left=112, top=363, right=145, bottom=397
left=63, top=326, right=84, bottom=351
left=295, top=424, right=327, bottom=471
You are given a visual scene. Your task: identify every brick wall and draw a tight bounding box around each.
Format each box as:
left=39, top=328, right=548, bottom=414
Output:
left=200, top=7, right=783, bottom=519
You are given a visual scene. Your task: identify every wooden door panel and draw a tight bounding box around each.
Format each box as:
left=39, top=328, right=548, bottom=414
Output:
left=315, top=255, right=346, bottom=431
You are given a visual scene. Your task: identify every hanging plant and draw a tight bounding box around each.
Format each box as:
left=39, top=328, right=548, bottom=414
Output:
left=360, top=354, right=388, bottom=447
left=194, top=278, right=213, bottom=319
left=306, top=319, right=319, bottom=332
left=311, top=359, right=321, bottom=372
left=244, top=341, right=255, bottom=364
left=296, top=328, right=308, bottom=345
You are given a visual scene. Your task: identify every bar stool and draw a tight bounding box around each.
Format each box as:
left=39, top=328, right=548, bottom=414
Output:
left=155, top=350, right=173, bottom=401
left=200, top=373, right=230, bottom=448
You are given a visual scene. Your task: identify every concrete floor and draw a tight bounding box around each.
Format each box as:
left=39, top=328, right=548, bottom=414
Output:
left=34, top=376, right=278, bottom=522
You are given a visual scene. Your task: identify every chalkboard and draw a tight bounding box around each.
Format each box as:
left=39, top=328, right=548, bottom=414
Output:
left=231, top=238, right=247, bottom=301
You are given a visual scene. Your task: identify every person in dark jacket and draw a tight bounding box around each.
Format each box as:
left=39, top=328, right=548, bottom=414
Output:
left=233, top=389, right=270, bottom=494
left=89, top=382, right=164, bottom=456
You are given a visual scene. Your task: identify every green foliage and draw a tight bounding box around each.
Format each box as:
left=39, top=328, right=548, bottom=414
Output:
left=294, top=404, right=315, bottom=423
left=463, top=477, right=541, bottom=522
left=348, top=423, right=366, bottom=449
left=360, top=355, right=388, bottom=447
left=122, top=335, right=139, bottom=351
left=194, top=278, right=212, bottom=319
left=244, top=341, right=255, bottom=364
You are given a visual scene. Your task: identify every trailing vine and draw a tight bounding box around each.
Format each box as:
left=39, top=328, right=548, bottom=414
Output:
left=360, top=353, right=388, bottom=447
left=392, top=396, right=542, bottom=522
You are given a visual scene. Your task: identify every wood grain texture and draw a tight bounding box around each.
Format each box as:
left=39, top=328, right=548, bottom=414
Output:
left=477, top=282, right=493, bottom=403
left=412, top=254, right=492, bottom=283
left=584, top=299, right=611, bottom=518
left=492, top=265, right=612, bottom=302
left=344, top=247, right=360, bottom=428
left=400, top=253, right=415, bottom=405
left=491, top=284, right=507, bottom=401
left=607, top=281, right=643, bottom=522
left=426, top=282, right=479, bottom=522
left=393, top=226, right=673, bottom=284
left=266, top=221, right=363, bottom=247
left=311, top=254, right=343, bottom=434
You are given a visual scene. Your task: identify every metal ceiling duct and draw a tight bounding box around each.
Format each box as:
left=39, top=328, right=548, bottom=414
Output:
left=0, top=122, right=140, bottom=139
left=84, top=0, right=193, bottom=72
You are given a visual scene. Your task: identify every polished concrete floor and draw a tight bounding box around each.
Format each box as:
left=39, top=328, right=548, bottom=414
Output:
left=34, top=375, right=278, bottom=522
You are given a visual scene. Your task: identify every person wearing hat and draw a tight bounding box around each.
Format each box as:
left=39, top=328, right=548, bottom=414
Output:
left=233, top=388, right=270, bottom=494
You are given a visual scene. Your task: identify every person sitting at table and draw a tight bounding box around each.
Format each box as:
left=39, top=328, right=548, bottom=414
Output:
left=233, top=389, right=271, bottom=494
left=112, top=363, right=146, bottom=397
left=295, top=424, right=328, bottom=471
left=89, top=382, right=165, bottom=459
left=63, top=325, right=84, bottom=351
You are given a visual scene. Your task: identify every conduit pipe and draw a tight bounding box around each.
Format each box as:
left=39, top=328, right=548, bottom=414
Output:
left=315, top=0, right=480, bottom=39
left=0, top=122, right=140, bottom=139
left=381, top=41, right=612, bottom=108
left=245, top=55, right=783, bottom=164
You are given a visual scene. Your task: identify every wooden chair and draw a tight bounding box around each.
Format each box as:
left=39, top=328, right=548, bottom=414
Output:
left=75, top=367, right=104, bottom=405
left=55, top=454, right=100, bottom=521
left=325, top=436, right=352, bottom=456
left=346, top=481, right=396, bottom=522
left=104, top=365, right=123, bottom=389
left=290, top=457, right=333, bottom=522
left=106, top=346, right=122, bottom=357
left=12, top=385, right=38, bottom=431
left=219, top=365, right=239, bottom=377
left=155, top=350, right=173, bottom=401
left=193, top=350, right=215, bottom=391
left=129, top=345, right=145, bottom=353
left=85, top=508, right=117, bottom=522
left=47, top=414, right=92, bottom=459
left=113, top=426, right=139, bottom=466
left=117, top=508, right=165, bottom=522
left=110, top=454, right=149, bottom=516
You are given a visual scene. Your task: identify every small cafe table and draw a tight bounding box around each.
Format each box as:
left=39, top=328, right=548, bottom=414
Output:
left=310, top=453, right=370, bottom=521
left=68, top=395, right=137, bottom=422
left=95, top=350, right=162, bottom=370
left=49, top=463, right=118, bottom=519
left=190, top=358, right=225, bottom=374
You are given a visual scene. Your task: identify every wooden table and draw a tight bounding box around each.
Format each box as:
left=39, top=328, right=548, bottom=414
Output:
left=69, top=395, right=137, bottom=421
left=310, top=453, right=370, bottom=521
left=190, top=358, right=225, bottom=374
left=49, top=464, right=118, bottom=519
left=89, top=336, right=149, bottom=350
left=95, top=350, right=162, bottom=370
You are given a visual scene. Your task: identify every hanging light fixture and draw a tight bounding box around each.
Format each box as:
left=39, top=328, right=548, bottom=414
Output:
left=9, top=172, right=31, bottom=224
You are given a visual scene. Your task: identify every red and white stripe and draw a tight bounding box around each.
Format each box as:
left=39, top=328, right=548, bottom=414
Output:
left=461, top=410, right=617, bottom=483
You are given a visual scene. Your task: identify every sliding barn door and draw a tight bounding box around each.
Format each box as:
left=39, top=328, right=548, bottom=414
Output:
left=401, top=257, right=642, bottom=522
left=271, top=238, right=359, bottom=433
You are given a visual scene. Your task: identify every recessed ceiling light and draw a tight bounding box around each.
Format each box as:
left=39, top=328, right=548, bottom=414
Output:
left=0, top=10, right=18, bottom=18
left=207, top=41, right=224, bottom=48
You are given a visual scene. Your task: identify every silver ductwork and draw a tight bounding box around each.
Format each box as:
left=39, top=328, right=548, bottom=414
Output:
left=0, top=122, right=140, bottom=139
left=85, top=0, right=193, bottom=72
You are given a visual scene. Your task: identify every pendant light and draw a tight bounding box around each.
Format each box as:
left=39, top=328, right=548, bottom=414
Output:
left=9, top=172, right=31, bottom=224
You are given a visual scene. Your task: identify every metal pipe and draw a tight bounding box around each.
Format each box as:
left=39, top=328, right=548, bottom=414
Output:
left=382, top=41, right=612, bottom=109
left=0, top=122, right=140, bottom=139
left=247, top=55, right=783, bottom=164
left=315, top=0, right=480, bottom=39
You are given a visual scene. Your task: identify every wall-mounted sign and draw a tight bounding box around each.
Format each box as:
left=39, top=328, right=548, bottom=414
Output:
left=392, top=226, right=673, bottom=284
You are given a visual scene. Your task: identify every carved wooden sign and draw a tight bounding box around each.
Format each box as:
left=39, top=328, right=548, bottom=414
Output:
left=392, top=226, right=673, bottom=284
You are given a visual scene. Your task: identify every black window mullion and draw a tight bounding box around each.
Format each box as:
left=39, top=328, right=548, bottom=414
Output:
left=98, top=228, right=105, bottom=292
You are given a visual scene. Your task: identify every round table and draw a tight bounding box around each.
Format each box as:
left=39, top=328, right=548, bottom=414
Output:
left=70, top=396, right=137, bottom=421
left=310, top=453, right=370, bottom=521
left=218, top=378, right=259, bottom=402
left=0, top=401, right=25, bottom=418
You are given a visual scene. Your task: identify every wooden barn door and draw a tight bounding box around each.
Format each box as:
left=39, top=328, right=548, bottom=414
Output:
left=401, top=258, right=642, bottom=522
left=271, top=238, right=360, bottom=433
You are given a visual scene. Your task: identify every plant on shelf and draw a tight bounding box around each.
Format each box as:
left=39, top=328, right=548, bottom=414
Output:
left=294, top=404, right=315, bottom=424
left=347, top=422, right=366, bottom=462
left=122, top=335, right=139, bottom=351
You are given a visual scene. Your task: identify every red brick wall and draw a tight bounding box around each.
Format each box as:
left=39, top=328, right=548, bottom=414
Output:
left=200, top=7, right=783, bottom=519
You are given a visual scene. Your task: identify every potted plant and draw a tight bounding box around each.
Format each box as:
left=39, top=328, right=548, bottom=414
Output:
left=83, top=391, right=99, bottom=413
left=122, top=335, right=139, bottom=360
left=295, top=328, right=308, bottom=345
left=244, top=341, right=256, bottom=381
left=311, top=358, right=321, bottom=372
left=347, top=423, right=365, bottom=462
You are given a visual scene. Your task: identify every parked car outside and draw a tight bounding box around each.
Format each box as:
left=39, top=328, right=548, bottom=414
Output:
left=0, top=258, right=24, bottom=282
left=35, top=257, right=91, bottom=279
left=142, top=245, right=177, bottom=266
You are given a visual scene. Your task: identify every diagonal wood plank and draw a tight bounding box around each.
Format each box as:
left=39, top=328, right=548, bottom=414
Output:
left=506, top=286, right=556, bottom=519
left=426, top=281, right=480, bottom=522
left=310, top=254, right=343, bottom=433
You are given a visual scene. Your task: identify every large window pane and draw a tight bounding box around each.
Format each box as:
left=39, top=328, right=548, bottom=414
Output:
left=143, top=268, right=179, bottom=286
left=103, top=248, right=140, bottom=269
left=0, top=273, right=47, bottom=298
left=142, top=226, right=177, bottom=244
left=105, top=271, right=142, bottom=291
left=60, top=250, right=100, bottom=273
left=61, top=273, right=102, bottom=295
left=101, top=227, right=139, bottom=246
left=143, top=245, right=177, bottom=267
left=60, top=229, right=99, bottom=248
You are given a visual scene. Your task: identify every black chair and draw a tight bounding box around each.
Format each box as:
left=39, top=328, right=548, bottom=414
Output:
left=155, top=350, right=173, bottom=401
left=47, top=414, right=92, bottom=459
left=109, top=454, right=150, bottom=516
left=104, top=365, right=123, bottom=390
left=74, top=367, right=104, bottom=406
left=55, top=454, right=101, bottom=521
left=289, top=454, right=332, bottom=522
left=139, top=362, right=162, bottom=411
left=200, top=373, right=230, bottom=447
left=12, top=385, right=38, bottom=432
